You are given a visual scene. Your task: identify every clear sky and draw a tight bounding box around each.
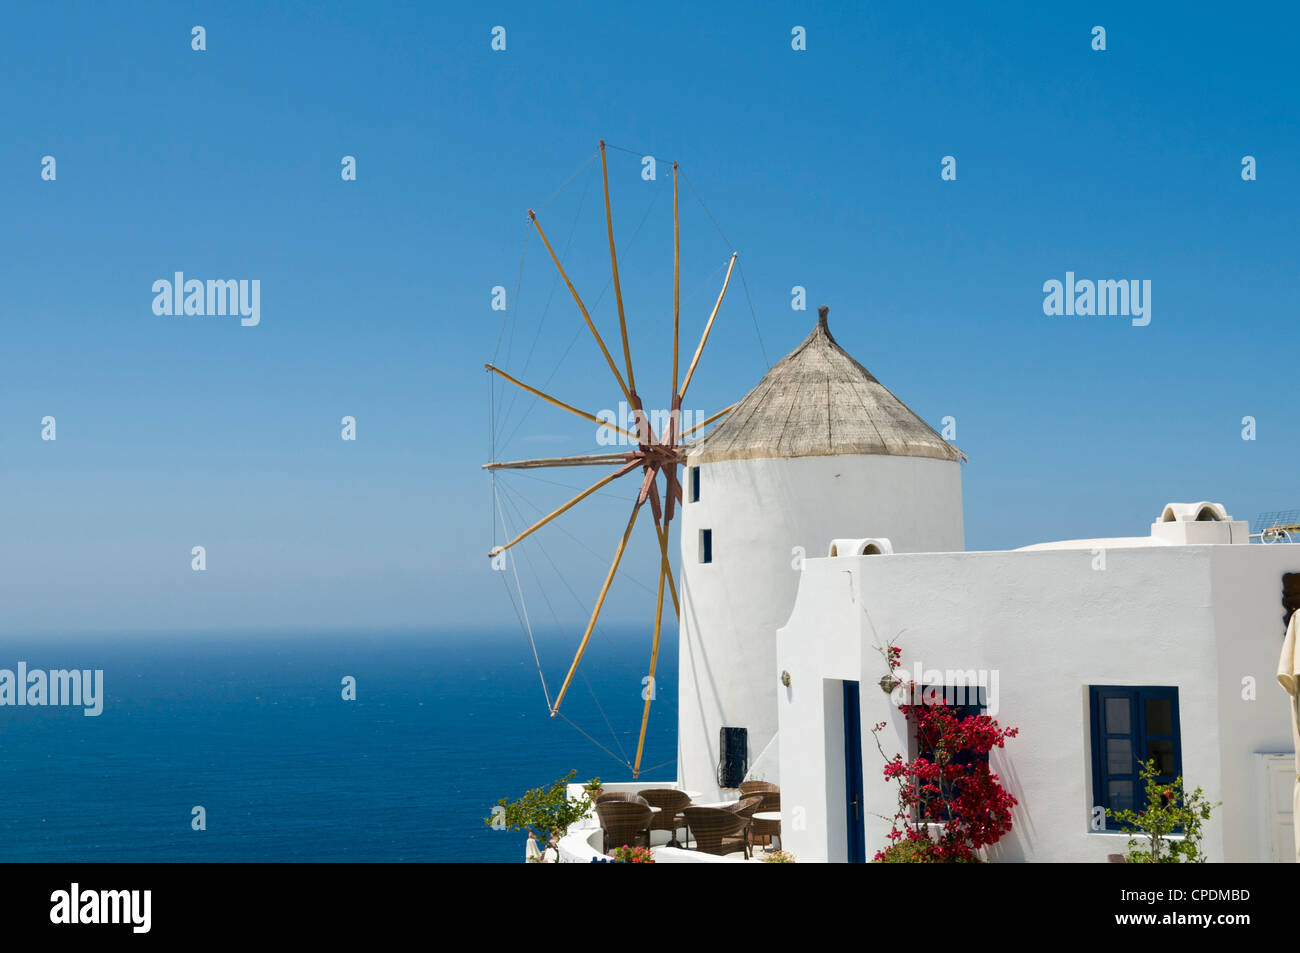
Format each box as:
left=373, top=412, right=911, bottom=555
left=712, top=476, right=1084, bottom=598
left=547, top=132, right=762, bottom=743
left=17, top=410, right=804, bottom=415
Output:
left=2, top=2, right=1297, bottom=637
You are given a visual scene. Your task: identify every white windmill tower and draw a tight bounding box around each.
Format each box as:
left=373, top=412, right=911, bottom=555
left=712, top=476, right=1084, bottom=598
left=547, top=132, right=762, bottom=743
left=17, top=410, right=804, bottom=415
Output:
left=676, top=306, right=966, bottom=798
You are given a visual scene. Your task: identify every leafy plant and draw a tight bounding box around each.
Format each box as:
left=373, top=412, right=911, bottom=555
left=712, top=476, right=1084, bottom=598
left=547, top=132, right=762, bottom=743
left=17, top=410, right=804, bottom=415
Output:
left=487, top=769, right=593, bottom=843
left=761, top=849, right=796, bottom=863
left=875, top=838, right=979, bottom=863
left=1106, top=759, right=1218, bottom=863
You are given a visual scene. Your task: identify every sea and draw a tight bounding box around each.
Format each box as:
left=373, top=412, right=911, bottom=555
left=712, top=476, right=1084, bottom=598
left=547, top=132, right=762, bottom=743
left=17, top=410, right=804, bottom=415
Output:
left=0, top=629, right=677, bottom=862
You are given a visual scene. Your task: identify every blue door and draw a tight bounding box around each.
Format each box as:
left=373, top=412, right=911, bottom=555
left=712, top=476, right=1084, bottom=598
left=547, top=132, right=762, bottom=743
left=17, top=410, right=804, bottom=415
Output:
left=843, top=680, right=866, bottom=862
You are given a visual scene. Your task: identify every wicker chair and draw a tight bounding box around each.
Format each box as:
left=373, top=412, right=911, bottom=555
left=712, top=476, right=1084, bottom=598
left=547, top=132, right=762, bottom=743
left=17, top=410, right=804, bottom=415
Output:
left=740, top=780, right=779, bottom=799
left=638, top=789, right=691, bottom=847
left=726, top=796, right=763, bottom=853
left=683, top=806, right=752, bottom=858
left=595, top=801, right=653, bottom=853
left=596, top=792, right=649, bottom=806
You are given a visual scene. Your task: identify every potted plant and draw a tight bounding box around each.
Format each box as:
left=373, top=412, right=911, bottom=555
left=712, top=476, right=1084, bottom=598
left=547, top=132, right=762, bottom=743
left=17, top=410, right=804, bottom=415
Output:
left=583, top=777, right=604, bottom=800
left=607, top=844, right=655, bottom=863
left=486, top=769, right=594, bottom=861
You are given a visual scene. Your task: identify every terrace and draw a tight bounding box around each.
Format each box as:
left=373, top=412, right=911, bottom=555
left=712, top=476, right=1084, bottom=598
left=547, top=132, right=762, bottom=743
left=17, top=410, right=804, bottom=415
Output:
left=550, top=781, right=783, bottom=864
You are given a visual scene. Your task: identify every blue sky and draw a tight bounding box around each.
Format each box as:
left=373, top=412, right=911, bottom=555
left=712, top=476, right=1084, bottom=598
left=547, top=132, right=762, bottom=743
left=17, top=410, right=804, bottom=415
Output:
left=2, top=2, right=1297, bottom=637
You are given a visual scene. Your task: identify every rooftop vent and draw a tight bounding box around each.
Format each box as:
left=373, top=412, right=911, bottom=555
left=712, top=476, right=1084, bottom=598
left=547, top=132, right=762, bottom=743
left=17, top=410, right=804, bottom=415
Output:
left=1151, top=502, right=1248, bottom=544
left=1159, top=501, right=1229, bottom=523
left=828, top=537, right=894, bottom=557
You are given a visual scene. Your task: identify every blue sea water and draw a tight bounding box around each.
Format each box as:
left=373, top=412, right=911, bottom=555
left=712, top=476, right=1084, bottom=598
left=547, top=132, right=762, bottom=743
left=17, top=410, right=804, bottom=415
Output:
left=0, top=630, right=677, bottom=861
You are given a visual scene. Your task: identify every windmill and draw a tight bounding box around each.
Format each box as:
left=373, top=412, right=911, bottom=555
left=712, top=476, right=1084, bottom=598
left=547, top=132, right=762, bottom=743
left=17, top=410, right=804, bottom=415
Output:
left=483, top=142, right=739, bottom=778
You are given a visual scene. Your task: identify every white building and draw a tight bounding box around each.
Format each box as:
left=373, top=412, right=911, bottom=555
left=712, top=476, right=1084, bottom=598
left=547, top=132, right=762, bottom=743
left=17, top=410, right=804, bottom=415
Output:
left=562, top=307, right=1299, bottom=863
left=777, top=509, right=1300, bottom=862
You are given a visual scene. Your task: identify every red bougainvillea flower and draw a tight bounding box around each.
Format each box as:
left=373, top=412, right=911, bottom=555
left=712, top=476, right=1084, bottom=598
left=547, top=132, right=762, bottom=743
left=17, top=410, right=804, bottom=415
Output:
left=873, top=648, right=1020, bottom=862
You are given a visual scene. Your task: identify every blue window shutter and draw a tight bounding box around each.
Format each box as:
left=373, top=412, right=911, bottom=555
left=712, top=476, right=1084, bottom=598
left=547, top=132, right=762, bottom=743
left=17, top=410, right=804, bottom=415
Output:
left=1090, top=686, right=1182, bottom=830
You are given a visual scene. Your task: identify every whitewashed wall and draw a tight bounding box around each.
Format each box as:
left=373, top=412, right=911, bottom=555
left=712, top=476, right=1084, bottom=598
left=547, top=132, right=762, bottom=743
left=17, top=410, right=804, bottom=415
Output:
left=677, top=452, right=963, bottom=801
left=776, top=542, right=1300, bottom=862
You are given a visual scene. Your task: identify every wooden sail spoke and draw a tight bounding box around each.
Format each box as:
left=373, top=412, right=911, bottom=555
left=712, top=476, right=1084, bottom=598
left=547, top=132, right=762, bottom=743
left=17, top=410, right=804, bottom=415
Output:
left=663, top=463, right=679, bottom=524
left=636, top=465, right=657, bottom=507
left=482, top=452, right=634, bottom=471
left=600, top=141, right=636, bottom=395
left=485, top=363, right=642, bottom=444
left=632, top=558, right=669, bottom=779
left=629, top=400, right=660, bottom=446
left=489, top=460, right=640, bottom=558
left=528, top=209, right=632, bottom=405
left=679, top=403, right=737, bottom=440
left=651, top=500, right=680, bottom=618
left=551, top=500, right=643, bottom=716
left=679, top=251, right=738, bottom=401
left=645, top=468, right=663, bottom=523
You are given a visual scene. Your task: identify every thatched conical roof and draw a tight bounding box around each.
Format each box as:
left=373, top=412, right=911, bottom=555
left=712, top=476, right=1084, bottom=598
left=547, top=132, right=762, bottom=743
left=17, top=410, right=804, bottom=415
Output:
left=687, top=307, right=965, bottom=464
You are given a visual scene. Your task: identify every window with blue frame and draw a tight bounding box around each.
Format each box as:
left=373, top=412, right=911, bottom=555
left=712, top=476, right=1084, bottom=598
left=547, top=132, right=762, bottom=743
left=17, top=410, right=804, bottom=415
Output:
left=1089, top=686, right=1181, bottom=831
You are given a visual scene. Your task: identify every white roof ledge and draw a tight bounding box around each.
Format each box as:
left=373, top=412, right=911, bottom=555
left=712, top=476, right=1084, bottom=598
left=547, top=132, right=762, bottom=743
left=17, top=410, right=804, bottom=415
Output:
left=1016, top=536, right=1174, bottom=552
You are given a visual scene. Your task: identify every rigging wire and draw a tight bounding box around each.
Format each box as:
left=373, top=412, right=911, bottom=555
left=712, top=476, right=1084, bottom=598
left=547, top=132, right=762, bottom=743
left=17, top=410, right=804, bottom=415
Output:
left=496, top=484, right=627, bottom=760
left=495, top=479, right=679, bottom=771
left=536, top=149, right=600, bottom=215
left=490, top=223, right=532, bottom=368
left=736, top=258, right=771, bottom=370
left=579, top=667, right=631, bottom=766
left=495, top=476, right=660, bottom=600
left=497, top=466, right=643, bottom=507
left=679, top=167, right=734, bottom=252
left=637, top=758, right=678, bottom=775
left=494, top=479, right=679, bottom=720
left=497, top=177, right=665, bottom=458
left=555, top=710, right=634, bottom=771
left=495, top=484, right=665, bottom=764
left=496, top=161, right=598, bottom=448
left=494, top=481, right=553, bottom=710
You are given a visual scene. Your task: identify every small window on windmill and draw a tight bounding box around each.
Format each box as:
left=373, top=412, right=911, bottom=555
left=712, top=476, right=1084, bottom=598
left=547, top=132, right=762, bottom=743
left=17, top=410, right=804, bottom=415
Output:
left=690, top=466, right=700, bottom=503
left=700, top=529, right=713, bottom=564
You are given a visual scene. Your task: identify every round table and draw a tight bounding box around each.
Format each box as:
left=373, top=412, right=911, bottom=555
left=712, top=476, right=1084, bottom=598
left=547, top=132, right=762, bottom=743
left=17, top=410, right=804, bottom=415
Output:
left=752, top=811, right=781, bottom=851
